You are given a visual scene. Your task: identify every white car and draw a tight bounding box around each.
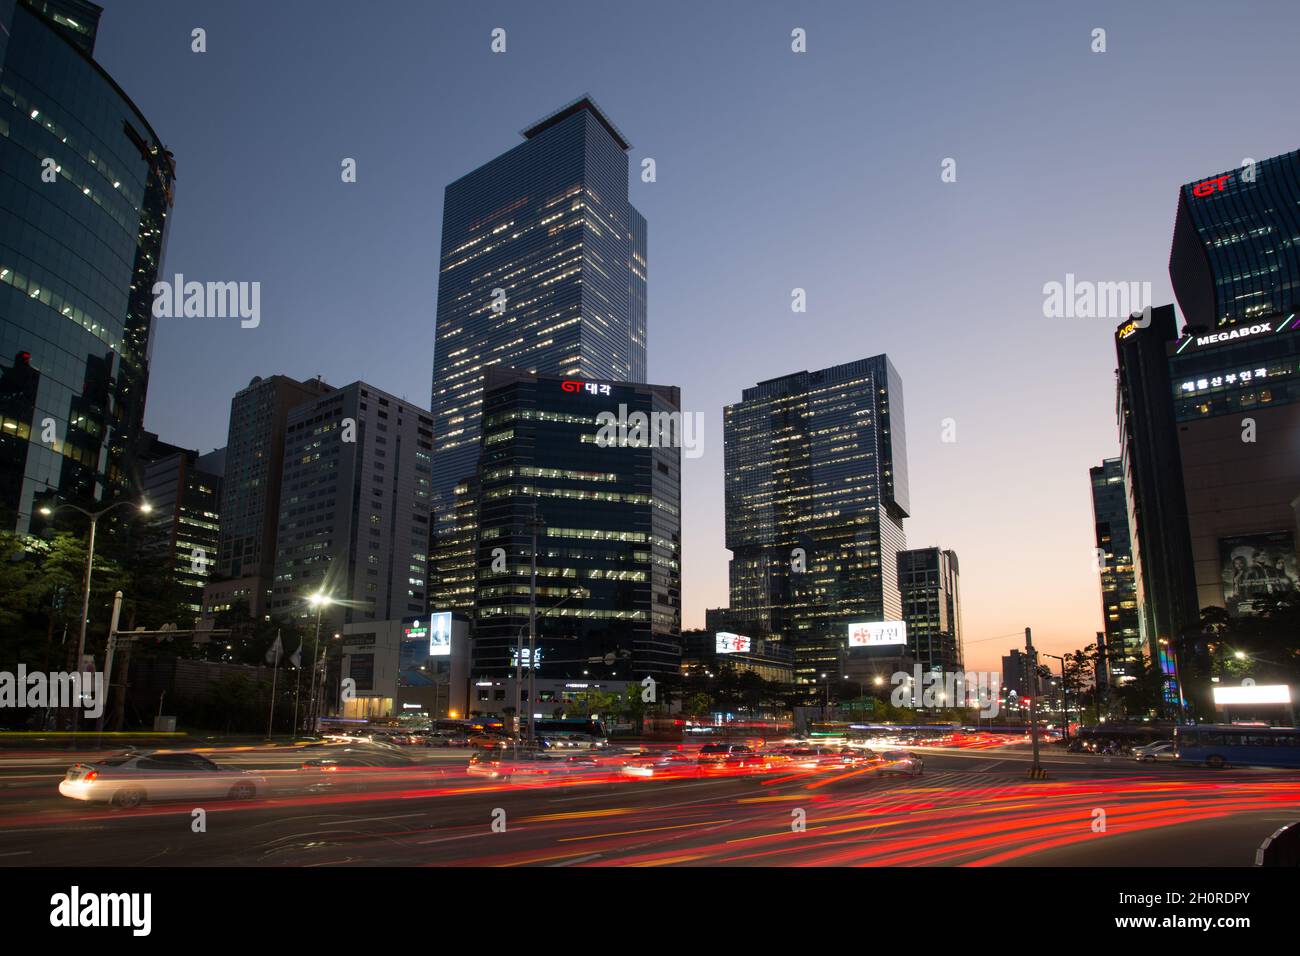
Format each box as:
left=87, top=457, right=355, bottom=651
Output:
left=1133, top=741, right=1174, bottom=763
left=877, top=750, right=924, bottom=777
left=58, top=751, right=266, bottom=808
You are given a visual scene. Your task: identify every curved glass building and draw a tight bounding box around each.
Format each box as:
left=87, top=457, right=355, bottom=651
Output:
left=0, top=0, right=175, bottom=532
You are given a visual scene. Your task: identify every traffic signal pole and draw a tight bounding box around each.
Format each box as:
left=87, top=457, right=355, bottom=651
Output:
left=1026, top=627, right=1046, bottom=779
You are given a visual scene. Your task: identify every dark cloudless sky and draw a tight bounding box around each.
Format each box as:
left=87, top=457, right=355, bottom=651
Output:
left=93, top=0, right=1300, bottom=669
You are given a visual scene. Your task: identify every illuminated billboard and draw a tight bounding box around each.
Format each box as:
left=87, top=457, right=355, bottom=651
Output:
left=430, top=611, right=452, bottom=657
left=715, top=632, right=751, bottom=654
left=1212, top=684, right=1292, bottom=706
left=848, top=620, right=907, bottom=648
left=1220, top=532, right=1297, bottom=618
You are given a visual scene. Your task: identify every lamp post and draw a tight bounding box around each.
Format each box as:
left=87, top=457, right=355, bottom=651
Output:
left=524, top=585, right=590, bottom=744
left=38, top=496, right=151, bottom=730
left=306, top=592, right=332, bottom=733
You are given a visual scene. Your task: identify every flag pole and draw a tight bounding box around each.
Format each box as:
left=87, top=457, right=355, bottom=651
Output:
left=266, top=629, right=281, bottom=741
left=292, top=640, right=303, bottom=737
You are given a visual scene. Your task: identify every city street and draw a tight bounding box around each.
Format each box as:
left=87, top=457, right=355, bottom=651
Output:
left=3, top=745, right=1296, bottom=867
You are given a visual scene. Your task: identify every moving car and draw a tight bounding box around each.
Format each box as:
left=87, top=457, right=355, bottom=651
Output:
left=1133, top=740, right=1174, bottom=763
left=696, top=743, right=772, bottom=772
left=877, top=750, right=924, bottom=777
left=466, top=749, right=604, bottom=783
left=58, top=751, right=267, bottom=809
left=621, top=750, right=696, bottom=779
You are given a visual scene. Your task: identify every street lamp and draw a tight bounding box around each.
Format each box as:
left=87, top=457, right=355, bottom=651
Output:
left=305, top=592, right=332, bottom=732
left=38, top=495, right=151, bottom=729
left=525, top=584, right=590, bottom=744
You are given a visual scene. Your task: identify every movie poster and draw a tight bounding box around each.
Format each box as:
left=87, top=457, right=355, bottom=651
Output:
left=1220, top=531, right=1298, bottom=617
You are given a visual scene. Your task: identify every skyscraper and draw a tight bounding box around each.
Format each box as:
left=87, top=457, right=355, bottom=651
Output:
left=897, top=547, right=963, bottom=673
left=429, top=95, right=647, bottom=614
left=1169, top=149, right=1300, bottom=330
left=0, top=0, right=174, bottom=532
left=139, top=435, right=223, bottom=619
left=213, top=375, right=334, bottom=618
left=1089, top=458, right=1140, bottom=685
left=269, top=382, right=434, bottom=633
left=1114, top=304, right=1197, bottom=711
left=471, top=369, right=681, bottom=682
left=1115, top=148, right=1300, bottom=716
left=723, top=356, right=909, bottom=686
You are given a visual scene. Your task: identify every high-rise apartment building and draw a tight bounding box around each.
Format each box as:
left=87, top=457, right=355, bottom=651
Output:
left=430, top=96, right=647, bottom=614
left=213, top=375, right=333, bottom=618
left=0, top=0, right=174, bottom=533
left=269, top=382, right=434, bottom=633
left=723, top=356, right=909, bottom=686
left=897, top=547, right=963, bottom=673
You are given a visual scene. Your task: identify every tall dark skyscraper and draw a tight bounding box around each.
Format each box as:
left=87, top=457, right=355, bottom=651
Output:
left=0, top=0, right=174, bottom=532
left=897, top=547, right=963, bottom=673
left=429, top=96, right=647, bottom=614
left=214, top=374, right=334, bottom=618
left=1169, top=149, right=1300, bottom=330
left=1115, top=148, right=1300, bottom=716
left=723, top=356, right=909, bottom=686
left=1089, top=457, right=1140, bottom=685
left=139, top=436, right=223, bottom=619
left=472, top=369, right=681, bottom=681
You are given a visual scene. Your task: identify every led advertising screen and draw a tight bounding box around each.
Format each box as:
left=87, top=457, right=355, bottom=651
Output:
left=430, top=611, right=452, bottom=657
left=715, top=632, right=751, bottom=654
left=848, top=620, right=908, bottom=647
left=1220, top=531, right=1298, bottom=617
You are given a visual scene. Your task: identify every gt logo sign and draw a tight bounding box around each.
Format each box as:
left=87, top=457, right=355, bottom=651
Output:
left=1192, top=174, right=1232, bottom=198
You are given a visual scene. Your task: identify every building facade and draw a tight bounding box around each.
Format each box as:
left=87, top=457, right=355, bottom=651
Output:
left=897, top=547, right=963, bottom=673
left=139, top=435, right=222, bottom=619
left=1115, top=149, right=1300, bottom=716
left=1089, top=457, right=1140, bottom=685
left=213, top=374, right=333, bottom=618
left=723, top=356, right=909, bottom=688
left=0, top=0, right=174, bottom=533
left=429, top=96, right=647, bottom=615
left=269, top=382, right=435, bottom=634
left=472, top=368, right=681, bottom=682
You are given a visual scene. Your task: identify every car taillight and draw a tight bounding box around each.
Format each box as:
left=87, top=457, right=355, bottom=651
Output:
left=84, top=770, right=98, bottom=782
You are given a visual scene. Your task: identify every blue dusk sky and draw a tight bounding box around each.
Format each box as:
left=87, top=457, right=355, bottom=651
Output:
left=94, top=0, right=1300, bottom=669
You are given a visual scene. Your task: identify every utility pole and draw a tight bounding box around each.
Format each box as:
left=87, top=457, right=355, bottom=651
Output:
left=96, top=591, right=123, bottom=736
left=1026, top=627, right=1045, bottom=778
left=526, top=500, right=543, bottom=745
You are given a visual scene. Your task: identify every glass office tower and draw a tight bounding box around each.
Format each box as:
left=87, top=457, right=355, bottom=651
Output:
left=897, top=547, right=963, bottom=673
left=723, top=356, right=909, bottom=687
left=1169, top=149, right=1300, bottom=330
left=0, top=0, right=174, bottom=532
left=430, top=96, right=647, bottom=614
left=472, top=368, right=681, bottom=680
left=1089, top=457, right=1140, bottom=685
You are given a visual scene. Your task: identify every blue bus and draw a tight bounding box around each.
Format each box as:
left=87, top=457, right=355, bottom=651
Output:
left=1174, top=724, right=1300, bottom=769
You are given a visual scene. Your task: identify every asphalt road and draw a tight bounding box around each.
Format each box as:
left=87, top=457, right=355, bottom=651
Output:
left=2, top=744, right=1297, bottom=867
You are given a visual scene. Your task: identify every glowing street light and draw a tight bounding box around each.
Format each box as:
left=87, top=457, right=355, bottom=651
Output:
left=37, top=495, right=151, bottom=729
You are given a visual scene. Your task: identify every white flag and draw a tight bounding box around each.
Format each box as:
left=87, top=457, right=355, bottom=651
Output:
left=264, top=634, right=283, bottom=665
left=289, top=643, right=303, bottom=669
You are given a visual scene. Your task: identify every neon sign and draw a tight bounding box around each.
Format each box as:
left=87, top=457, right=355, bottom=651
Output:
left=1192, top=174, right=1232, bottom=198
left=561, top=379, right=612, bottom=396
